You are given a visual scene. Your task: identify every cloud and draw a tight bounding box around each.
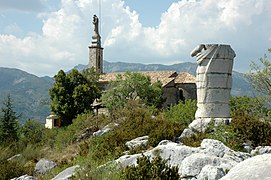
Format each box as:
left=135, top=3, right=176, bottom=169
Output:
left=0, top=0, right=270, bottom=76
left=0, top=0, right=46, bottom=12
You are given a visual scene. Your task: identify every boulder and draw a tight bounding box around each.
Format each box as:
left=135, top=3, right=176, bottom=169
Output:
left=180, top=153, right=223, bottom=177
left=197, top=165, right=225, bottom=180
left=115, top=139, right=251, bottom=180
left=93, top=123, right=118, bottom=137
left=52, top=165, right=79, bottom=180
left=125, top=136, right=149, bottom=150
left=251, top=146, right=271, bottom=156
left=221, top=154, right=271, bottom=180
left=11, top=175, right=36, bottom=180
left=34, top=159, right=57, bottom=175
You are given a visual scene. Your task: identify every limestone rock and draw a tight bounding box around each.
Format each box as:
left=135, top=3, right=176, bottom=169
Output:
left=115, top=154, right=141, bottom=168
left=7, top=154, right=23, bottom=161
left=197, top=165, right=225, bottom=180
left=221, top=154, right=271, bottom=180
left=11, top=175, right=36, bottom=180
left=251, top=146, right=271, bottom=156
left=115, top=139, right=251, bottom=180
left=200, top=139, right=251, bottom=162
left=75, top=126, right=98, bottom=143
left=180, top=153, right=223, bottom=177
left=188, top=118, right=212, bottom=133
left=52, top=165, right=79, bottom=180
left=93, top=123, right=118, bottom=137
left=34, top=159, right=57, bottom=175
left=125, top=136, right=149, bottom=150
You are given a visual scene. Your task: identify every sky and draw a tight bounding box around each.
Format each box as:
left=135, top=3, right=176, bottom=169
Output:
left=0, top=0, right=270, bottom=77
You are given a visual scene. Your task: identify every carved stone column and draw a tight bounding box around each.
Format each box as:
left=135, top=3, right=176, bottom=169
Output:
left=191, top=44, right=235, bottom=121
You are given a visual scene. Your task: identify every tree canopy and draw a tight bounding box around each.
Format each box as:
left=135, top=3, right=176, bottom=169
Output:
left=0, top=95, right=19, bottom=143
left=49, top=68, right=101, bottom=125
left=245, top=48, right=271, bottom=104
left=101, top=72, right=164, bottom=113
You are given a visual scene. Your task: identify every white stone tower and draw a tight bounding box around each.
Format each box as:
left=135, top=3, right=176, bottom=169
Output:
left=89, top=14, right=103, bottom=73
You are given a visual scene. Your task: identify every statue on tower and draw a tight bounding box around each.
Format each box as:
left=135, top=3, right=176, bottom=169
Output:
left=91, top=14, right=101, bottom=47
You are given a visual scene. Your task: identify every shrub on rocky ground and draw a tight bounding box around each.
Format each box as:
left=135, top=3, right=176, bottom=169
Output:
left=87, top=100, right=185, bottom=163
left=122, top=154, right=180, bottom=180
left=164, top=100, right=197, bottom=126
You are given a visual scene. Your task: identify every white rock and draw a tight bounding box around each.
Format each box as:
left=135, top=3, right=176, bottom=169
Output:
left=34, top=159, right=57, bottom=175
left=221, top=154, right=271, bottom=180
left=251, top=146, right=271, bottom=156
left=7, top=154, right=23, bottom=161
left=115, top=154, right=141, bottom=168
left=93, top=123, right=118, bottom=137
left=125, top=136, right=149, bottom=150
left=52, top=165, right=79, bottom=180
left=180, top=153, right=224, bottom=177
left=11, top=175, right=36, bottom=180
left=188, top=118, right=212, bottom=132
left=197, top=165, right=225, bottom=180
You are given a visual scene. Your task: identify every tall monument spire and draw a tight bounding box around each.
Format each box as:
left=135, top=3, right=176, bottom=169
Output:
left=89, top=14, right=103, bottom=73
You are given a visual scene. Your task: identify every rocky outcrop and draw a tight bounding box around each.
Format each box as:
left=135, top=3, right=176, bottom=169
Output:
left=93, top=123, right=118, bottom=137
left=251, top=146, right=271, bottom=156
left=116, top=139, right=250, bottom=180
left=11, top=175, right=36, bottom=180
left=75, top=126, right=99, bottom=143
left=52, top=165, right=79, bottom=180
left=125, top=136, right=149, bottom=150
left=221, top=154, right=271, bottom=180
left=34, top=159, right=57, bottom=175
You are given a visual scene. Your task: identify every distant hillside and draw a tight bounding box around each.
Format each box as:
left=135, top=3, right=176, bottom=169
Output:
left=0, top=67, right=53, bottom=124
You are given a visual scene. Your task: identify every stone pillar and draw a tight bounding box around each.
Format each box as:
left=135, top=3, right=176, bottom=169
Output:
left=89, top=15, right=103, bottom=73
left=89, top=46, right=103, bottom=73
left=191, top=44, right=235, bottom=121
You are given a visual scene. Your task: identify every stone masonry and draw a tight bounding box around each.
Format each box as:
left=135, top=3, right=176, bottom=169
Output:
left=191, top=44, right=235, bottom=121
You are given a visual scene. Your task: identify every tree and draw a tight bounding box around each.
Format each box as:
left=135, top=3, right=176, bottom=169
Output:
left=101, top=72, right=164, bottom=112
left=49, top=68, right=101, bottom=125
left=245, top=48, right=271, bottom=104
left=20, top=119, right=45, bottom=145
left=0, top=95, right=19, bottom=143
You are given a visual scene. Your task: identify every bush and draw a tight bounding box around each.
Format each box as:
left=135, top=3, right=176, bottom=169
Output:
left=122, top=154, right=180, bottom=180
left=232, top=112, right=271, bottom=147
left=0, top=160, right=33, bottom=179
left=164, top=100, right=197, bottom=126
left=20, top=119, right=45, bottom=145
left=230, top=96, right=270, bottom=119
left=87, top=101, right=184, bottom=163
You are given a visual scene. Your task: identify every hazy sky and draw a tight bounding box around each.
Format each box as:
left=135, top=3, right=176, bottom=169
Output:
left=0, top=0, right=270, bottom=76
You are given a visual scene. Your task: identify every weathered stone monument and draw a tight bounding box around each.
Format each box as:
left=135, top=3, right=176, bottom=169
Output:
left=89, top=14, right=103, bottom=73
left=191, top=44, right=235, bottom=122
left=180, top=44, right=235, bottom=138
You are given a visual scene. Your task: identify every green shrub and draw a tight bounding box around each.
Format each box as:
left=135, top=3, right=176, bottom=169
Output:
left=230, top=96, right=270, bottom=119
left=164, top=100, right=197, bottom=126
left=0, top=160, right=33, bottom=180
left=232, top=112, right=271, bottom=147
left=20, top=119, right=45, bottom=145
left=122, top=154, right=180, bottom=180
left=87, top=101, right=184, bottom=163
left=207, top=121, right=243, bottom=151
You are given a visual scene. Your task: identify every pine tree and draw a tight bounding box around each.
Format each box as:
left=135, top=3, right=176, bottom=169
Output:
left=0, top=95, right=19, bottom=143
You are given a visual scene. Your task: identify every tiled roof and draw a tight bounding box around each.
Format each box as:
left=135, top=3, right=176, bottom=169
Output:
left=99, top=71, right=176, bottom=87
left=99, top=71, right=195, bottom=87
left=175, top=72, right=196, bottom=84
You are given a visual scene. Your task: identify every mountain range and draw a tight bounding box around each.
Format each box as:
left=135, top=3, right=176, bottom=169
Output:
left=0, top=61, right=254, bottom=123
